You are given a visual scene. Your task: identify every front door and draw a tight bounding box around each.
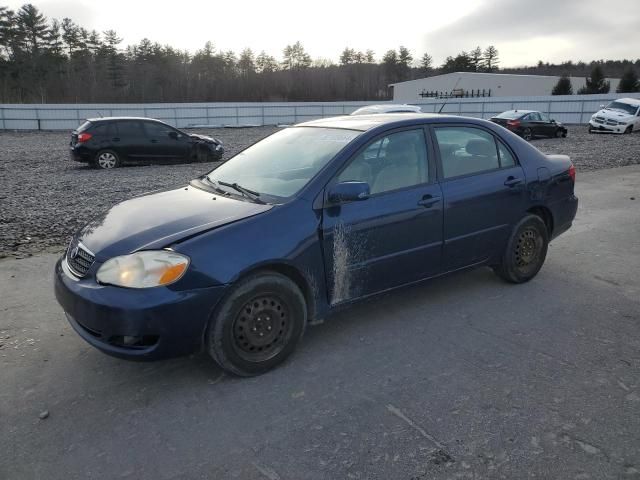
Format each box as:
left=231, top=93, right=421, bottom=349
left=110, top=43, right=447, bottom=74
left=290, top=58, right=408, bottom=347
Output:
left=321, top=128, right=443, bottom=305
left=432, top=125, right=527, bottom=271
left=143, top=122, right=190, bottom=160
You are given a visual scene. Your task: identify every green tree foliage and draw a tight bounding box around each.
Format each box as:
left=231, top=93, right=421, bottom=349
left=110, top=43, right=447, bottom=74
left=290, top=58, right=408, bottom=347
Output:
left=617, top=67, right=639, bottom=93
left=282, top=41, right=311, bottom=70
left=420, top=52, right=433, bottom=75
left=551, top=74, right=573, bottom=95
left=577, top=64, right=610, bottom=94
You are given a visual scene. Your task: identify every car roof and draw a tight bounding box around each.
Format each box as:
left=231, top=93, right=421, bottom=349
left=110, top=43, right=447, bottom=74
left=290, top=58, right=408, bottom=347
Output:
left=85, top=116, right=168, bottom=123
left=297, top=113, right=471, bottom=131
left=612, top=98, right=640, bottom=106
left=351, top=104, right=422, bottom=115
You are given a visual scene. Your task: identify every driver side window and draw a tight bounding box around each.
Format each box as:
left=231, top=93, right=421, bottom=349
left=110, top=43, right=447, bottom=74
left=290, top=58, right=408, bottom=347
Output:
left=337, top=129, right=429, bottom=195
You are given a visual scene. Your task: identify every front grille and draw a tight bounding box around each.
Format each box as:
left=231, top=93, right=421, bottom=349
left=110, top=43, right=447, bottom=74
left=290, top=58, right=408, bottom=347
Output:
left=594, top=116, right=605, bottom=124
left=605, top=119, right=617, bottom=126
left=66, top=241, right=95, bottom=277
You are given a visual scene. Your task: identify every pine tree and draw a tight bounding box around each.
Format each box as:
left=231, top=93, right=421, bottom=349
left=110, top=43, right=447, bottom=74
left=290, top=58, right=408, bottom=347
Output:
left=483, top=45, right=499, bottom=72
left=552, top=75, right=573, bottom=95
left=577, top=65, right=610, bottom=94
left=470, top=46, right=483, bottom=71
left=617, top=67, right=639, bottom=93
left=420, top=52, right=433, bottom=75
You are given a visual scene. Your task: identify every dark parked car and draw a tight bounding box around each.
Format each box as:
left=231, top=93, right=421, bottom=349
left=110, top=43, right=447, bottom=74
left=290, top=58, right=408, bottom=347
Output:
left=490, top=110, right=568, bottom=140
left=70, top=117, right=224, bottom=169
left=55, top=113, right=578, bottom=376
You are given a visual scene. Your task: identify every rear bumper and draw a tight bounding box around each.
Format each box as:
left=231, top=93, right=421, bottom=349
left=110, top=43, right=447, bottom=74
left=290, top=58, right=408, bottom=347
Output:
left=549, top=194, right=578, bottom=240
left=54, top=257, right=227, bottom=360
left=70, top=146, right=92, bottom=162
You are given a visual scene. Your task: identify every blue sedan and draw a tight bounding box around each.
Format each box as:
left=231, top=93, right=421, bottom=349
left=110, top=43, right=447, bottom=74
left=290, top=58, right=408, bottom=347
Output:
left=54, top=113, right=578, bottom=376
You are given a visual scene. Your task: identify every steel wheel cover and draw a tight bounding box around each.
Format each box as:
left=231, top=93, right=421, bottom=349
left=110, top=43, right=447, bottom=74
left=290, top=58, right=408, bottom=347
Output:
left=231, top=295, right=293, bottom=362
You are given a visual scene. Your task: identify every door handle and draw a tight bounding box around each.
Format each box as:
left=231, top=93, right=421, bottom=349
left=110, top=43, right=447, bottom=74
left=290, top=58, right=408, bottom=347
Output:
left=418, top=194, right=441, bottom=207
left=504, top=176, right=523, bottom=187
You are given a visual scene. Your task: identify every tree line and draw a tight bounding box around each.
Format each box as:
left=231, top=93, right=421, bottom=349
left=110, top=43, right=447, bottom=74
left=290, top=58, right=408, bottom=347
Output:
left=0, top=3, right=638, bottom=104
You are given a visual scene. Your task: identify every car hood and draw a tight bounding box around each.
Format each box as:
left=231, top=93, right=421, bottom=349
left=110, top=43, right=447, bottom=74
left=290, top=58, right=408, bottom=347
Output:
left=593, top=108, right=634, bottom=121
left=189, top=133, right=221, bottom=144
left=77, top=186, right=272, bottom=261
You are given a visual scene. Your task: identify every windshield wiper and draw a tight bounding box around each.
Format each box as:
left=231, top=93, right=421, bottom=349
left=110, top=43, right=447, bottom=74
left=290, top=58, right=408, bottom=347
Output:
left=217, top=180, right=265, bottom=204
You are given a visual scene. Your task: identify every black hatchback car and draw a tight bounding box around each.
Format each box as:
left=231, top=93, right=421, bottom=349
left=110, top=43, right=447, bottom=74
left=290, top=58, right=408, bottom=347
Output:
left=490, top=110, right=568, bottom=140
left=70, top=117, right=224, bottom=169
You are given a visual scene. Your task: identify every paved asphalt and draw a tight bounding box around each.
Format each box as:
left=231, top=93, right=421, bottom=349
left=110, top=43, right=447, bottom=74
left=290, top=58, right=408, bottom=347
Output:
left=1, top=166, right=639, bottom=480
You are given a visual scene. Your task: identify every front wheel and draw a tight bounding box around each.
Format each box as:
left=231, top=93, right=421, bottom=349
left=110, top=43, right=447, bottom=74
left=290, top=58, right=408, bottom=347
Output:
left=493, top=215, right=549, bottom=284
left=207, top=272, right=307, bottom=376
left=555, top=128, right=564, bottom=138
left=522, top=128, right=533, bottom=141
left=624, top=126, right=633, bottom=134
left=94, top=150, right=120, bottom=169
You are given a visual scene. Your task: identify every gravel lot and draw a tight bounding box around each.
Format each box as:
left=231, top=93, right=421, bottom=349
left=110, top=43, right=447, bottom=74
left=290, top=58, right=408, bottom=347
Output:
left=1, top=125, right=639, bottom=259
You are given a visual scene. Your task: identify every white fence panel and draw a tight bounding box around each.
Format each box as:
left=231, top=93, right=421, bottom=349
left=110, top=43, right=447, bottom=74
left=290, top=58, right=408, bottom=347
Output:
left=2, top=94, right=640, bottom=130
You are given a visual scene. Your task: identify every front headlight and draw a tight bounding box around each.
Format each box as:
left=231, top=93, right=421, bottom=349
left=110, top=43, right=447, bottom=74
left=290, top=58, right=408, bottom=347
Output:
left=96, top=250, right=190, bottom=288
left=618, top=121, right=628, bottom=125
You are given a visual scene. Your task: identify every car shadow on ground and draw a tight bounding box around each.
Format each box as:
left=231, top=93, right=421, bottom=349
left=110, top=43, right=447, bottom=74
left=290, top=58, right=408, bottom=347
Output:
left=71, top=266, right=503, bottom=392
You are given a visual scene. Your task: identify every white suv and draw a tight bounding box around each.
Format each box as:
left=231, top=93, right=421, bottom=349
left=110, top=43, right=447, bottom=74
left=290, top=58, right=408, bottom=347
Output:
left=588, top=98, right=640, bottom=134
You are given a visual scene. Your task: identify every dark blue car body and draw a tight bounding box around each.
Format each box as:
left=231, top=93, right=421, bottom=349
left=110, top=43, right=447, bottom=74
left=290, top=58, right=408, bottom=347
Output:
left=54, top=114, right=578, bottom=362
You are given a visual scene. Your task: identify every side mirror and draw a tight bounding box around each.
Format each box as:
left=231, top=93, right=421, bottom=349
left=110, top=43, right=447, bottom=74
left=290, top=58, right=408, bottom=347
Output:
left=327, top=181, right=370, bottom=204
left=168, top=131, right=179, bottom=139
left=599, top=104, right=605, bottom=109
left=550, top=118, right=556, bottom=123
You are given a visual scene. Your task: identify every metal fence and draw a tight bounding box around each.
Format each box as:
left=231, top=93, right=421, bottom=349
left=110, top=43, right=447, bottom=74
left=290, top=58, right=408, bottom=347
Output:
left=1, top=93, right=639, bottom=130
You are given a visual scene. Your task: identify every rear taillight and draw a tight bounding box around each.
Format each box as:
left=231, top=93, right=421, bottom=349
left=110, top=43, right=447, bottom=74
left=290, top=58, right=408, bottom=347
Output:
left=568, top=164, right=576, bottom=182
left=77, top=132, right=93, bottom=143
left=506, top=120, right=521, bottom=128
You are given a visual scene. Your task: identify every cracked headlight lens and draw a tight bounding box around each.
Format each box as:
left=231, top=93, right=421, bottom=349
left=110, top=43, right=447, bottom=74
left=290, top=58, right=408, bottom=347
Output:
left=97, top=250, right=189, bottom=288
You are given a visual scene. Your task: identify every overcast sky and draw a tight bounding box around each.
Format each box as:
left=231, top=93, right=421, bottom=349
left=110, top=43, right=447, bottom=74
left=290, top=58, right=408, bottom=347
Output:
left=5, top=0, right=640, bottom=67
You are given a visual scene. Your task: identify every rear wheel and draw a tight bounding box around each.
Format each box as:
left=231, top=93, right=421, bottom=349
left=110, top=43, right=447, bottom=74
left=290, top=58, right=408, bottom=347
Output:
left=522, top=128, right=533, bottom=141
left=493, top=215, right=549, bottom=284
left=207, top=272, right=307, bottom=376
left=94, top=150, right=120, bottom=169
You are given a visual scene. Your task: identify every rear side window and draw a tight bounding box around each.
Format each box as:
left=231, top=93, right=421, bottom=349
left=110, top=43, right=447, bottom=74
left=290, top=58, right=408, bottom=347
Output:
left=497, top=141, right=516, bottom=167
left=434, top=127, right=500, bottom=179
left=77, top=121, right=92, bottom=132
left=90, top=123, right=115, bottom=137
left=116, top=121, right=144, bottom=137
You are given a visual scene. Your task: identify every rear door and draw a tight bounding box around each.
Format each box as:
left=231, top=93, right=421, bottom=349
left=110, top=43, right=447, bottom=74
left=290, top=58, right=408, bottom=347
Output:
left=320, top=127, right=443, bottom=305
left=143, top=121, right=191, bottom=160
left=114, top=120, right=148, bottom=159
left=432, top=125, right=527, bottom=271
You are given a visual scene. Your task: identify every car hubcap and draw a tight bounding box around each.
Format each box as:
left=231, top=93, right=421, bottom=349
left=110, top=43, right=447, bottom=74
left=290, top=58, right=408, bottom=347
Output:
left=232, top=295, right=291, bottom=362
left=98, top=153, right=116, bottom=168
left=524, top=130, right=532, bottom=140
left=515, top=228, right=542, bottom=270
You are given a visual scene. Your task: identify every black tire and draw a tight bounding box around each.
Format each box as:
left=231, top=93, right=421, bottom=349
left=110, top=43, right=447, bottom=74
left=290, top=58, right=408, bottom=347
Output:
left=555, top=128, right=564, bottom=138
left=206, top=272, right=307, bottom=376
left=522, top=128, right=533, bottom=141
left=624, top=126, right=633, bottom=134
left=93, top=149, right=121, bottom=169
left=588, top=127, right=594, bottom=134
left=196, top=145, right=209, bottom=163
left=493, top=215, right=549, bottom=284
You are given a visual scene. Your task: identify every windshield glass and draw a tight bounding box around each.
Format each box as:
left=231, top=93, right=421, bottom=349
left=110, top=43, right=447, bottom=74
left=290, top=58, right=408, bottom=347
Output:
left=207, top=127, right=360, bottom=200
left=606, top=101, right=638, bottom=115
left=496, top=111, right=524, bottom=119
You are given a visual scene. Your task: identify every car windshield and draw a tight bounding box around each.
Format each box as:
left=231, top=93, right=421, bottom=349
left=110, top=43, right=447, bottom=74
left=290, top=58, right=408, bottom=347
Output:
left=206, top=127, right=360, bottom=201
left=606, top=101, right=638, bottom=115
left=495, top=111, right=524, bottom=119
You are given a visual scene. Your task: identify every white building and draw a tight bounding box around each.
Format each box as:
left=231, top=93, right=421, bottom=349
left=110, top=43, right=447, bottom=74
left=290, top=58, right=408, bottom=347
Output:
left=391, top=72, right=621, bottom=103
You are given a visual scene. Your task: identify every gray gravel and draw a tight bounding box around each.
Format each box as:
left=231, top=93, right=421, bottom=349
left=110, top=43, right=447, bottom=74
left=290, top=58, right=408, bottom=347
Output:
left=0, top=125, right=638, bottom=259
left=0, top=126, right=279, bottom=259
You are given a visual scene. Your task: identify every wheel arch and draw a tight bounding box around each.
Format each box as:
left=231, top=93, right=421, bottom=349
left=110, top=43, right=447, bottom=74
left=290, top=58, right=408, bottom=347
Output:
left=527, top=205, right=554, bottom=236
